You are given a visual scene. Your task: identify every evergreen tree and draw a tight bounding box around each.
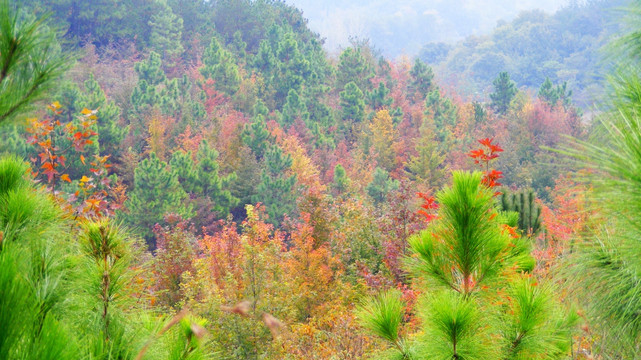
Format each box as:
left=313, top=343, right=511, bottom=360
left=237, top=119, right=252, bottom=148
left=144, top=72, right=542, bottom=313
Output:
left=148, top=1, right=185, bottom=63
left=280, top=89, right=309, bottom=127
left=332, top=163, right=350, bottom=195
left=336, top=47, right=373, bottom=91
left=538, top=77, right=558, bottom=106
left=408, top=58, right=434, bottom=103
left=80, top=74, right=127, bottom=157
left=340, top=81, right=365, bottom=123
left=359, top=172, right=575, bottom=359
left=499, top=189, right=543, bottom=237
left=367, top=81, right=393, bottom=110
left=0, top=156, right=77, bottom=359
left=366, top=167, right=399, bottom=204
left=131, top=51, right=166, bottom=114
left=126, top=152, right=191, bottom=244
left=0, top=0, right=69, bottom=125
left=253, top=145, right=297, bottom=226
left=425, top=89, right=457, bottom=146
left=200, top=36, right=241, bottom=96
left=169, top=150, right=198, bottom=194
left=490, top=71, right=517, bottom=115
left=242, top=100, right=273, bottom=161
left=195, top=140, right=238, bottom=215
left=274, top=31, right=311, bottom=105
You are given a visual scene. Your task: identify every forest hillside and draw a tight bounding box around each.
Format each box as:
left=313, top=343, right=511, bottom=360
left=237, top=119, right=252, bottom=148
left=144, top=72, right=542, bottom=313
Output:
left=2, top=0, right=641, bottom=359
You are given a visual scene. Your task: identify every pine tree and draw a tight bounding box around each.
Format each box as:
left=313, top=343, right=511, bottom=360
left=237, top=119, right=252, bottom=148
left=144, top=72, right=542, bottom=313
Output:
left=126, top=152, right=191, bottom=244
left=499, top=189, right=543, bottom=237
left=200, top=36, right=241, bottom=96
left=242, top=100, right=273, bottom=161
left=195, top=140, right=238, bottom=215
left=148, top=1, right=185, bottom=63
left=340, top=81, right=365, bottom=124
left=336, top=47, right=373, bottom=91
left=280, top=89, right=309, bottom=127
left=359, top=172, right=575, bottom=359
left=332, top=163, right=350, bottom=195
left=131, top=52, right=166, bottom=114
left=80, top=74, right=127, bottom=157
left=538, top=77, right=558, bottom=106
left=367, top=81, right=393, bottom=110
left=0, top=156, right=77, bottom=359
left=366, top=167, right=399, bottom=204
left=425, top=89, right=457, bottom=146
left=408, top=58, right=434, bottom=103
left=253, top=145, right=297, bottom=226
left=0, top=0, right=69, bottom=124
left=490, top=71, right=517, bottom=115
left=274, top=31, right=311, bottom=105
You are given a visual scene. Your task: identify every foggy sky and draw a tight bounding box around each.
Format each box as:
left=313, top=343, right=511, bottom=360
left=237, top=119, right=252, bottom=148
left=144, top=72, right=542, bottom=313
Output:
left=285, top=0, right=574, bottom=57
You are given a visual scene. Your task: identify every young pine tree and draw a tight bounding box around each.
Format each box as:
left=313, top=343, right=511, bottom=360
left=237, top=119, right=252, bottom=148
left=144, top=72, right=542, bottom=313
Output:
left=359, top=171, right=575, bottom=359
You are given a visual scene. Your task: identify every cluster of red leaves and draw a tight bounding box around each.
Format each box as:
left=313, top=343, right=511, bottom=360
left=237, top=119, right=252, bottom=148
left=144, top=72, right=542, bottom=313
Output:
left=468, top=137, right=504, bottom=190
left=26, top=103, right=97, bottom=185
left=417, top=191, right=438, bottom=222
left=25, top=103, right=124, bottom=219
left=68, top=154, right=125, bottom=219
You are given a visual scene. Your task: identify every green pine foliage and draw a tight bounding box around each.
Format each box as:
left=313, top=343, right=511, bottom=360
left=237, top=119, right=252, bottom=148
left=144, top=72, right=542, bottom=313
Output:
left=253, top=144, right=297, bottom=226
left=200, top=36, right=241, bottom=96
left=499, top=189, right=543, bottom=237
left=490, top=72, right=518, bottom=116
left=0, top=0, right=68, bottom=124
left=360, top=172, right=575, bottom=359
left=126, top=152, right=192, bottom=244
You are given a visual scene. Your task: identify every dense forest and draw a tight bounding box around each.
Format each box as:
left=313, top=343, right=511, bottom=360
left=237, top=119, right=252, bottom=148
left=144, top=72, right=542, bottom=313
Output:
left=3, top=0, right=641, bottom=359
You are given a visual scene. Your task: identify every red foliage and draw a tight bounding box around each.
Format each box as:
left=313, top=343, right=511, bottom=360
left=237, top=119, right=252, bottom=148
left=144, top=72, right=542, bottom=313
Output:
left=468, top=137, right=503, bottom=191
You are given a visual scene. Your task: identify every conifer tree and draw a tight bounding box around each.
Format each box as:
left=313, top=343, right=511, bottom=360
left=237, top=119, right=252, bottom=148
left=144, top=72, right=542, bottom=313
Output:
left=253, top=145, right=297, bottom=226
left=0, top=0, right=69, bottom=125
left=131, top=51, right=166, bottom=114
left=80, top=74, right=127, bottom=157
left=337, top=47, right=373, bottom=91
left=359, top=172, right=575, bottom=359
left=340, top=81, right=366, bottom=124
left=332, top=163, right=350, bottom=195
left=148, top=0, right=185, bottom=63
left=274, top=31, right=311, bottom=105
left=425, top=89, right=457, bottom=146
left=490, top=71, right=517, bottom=115
left=195, top=140, right=238, bottom=215
left=126, top=152, right=191, bottom=244
left=368, top=81, right=393, bottom=110
left=280, top=88, right=309, bottom=127
left=0, top=156, right=77, bottom=359
left=408, top=58, right=434, bottom=103
left=200, top=36, right=241, bottom=96
left=366, top=167, right=399, bottom=204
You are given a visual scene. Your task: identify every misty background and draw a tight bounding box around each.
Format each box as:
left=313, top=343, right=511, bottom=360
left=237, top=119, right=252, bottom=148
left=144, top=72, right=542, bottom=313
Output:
left=285, top=0, right=575, bottom=56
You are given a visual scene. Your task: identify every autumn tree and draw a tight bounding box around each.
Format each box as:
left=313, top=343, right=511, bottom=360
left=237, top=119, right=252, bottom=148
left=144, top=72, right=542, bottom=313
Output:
left=369, top=109, right=398, bottom=172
